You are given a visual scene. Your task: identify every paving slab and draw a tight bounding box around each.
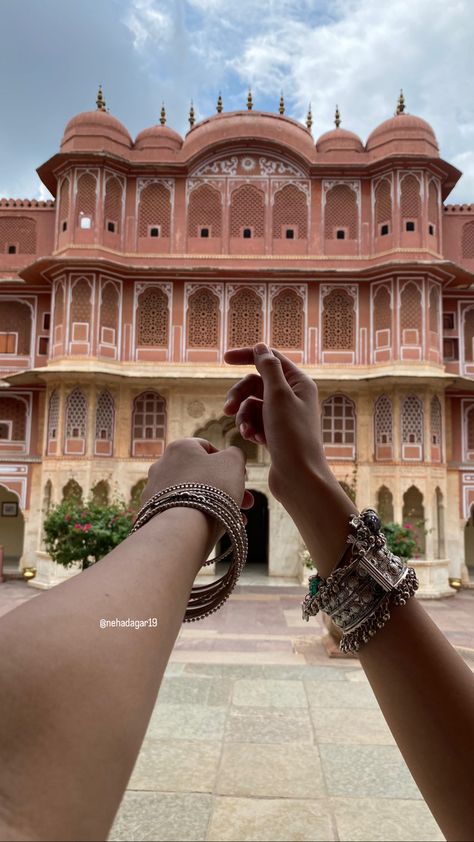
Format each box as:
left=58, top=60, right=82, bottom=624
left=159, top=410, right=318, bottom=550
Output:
left=207, top=797, right=335, bottom=842
left=110, top=791, right=212, bottom=842
left=216, top=743, right=326, bottom=798
left=330, top=796, right=444, bottom=841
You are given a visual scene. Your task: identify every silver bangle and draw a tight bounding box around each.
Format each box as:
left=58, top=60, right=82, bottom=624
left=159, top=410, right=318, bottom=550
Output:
left=302, top=508, right=419, bottom=652
left=129, top=483, right=248, bottom=622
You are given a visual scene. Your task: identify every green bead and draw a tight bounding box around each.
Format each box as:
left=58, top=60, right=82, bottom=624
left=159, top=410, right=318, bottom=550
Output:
left=309, top=576, right=322, bottom=596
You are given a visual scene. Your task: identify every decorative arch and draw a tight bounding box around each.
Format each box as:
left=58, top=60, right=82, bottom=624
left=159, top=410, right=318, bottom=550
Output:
left=70, top=277, right=93, bottom=348
left=62, top=478, right=83, bottom=503
left=75, top=172, right=97, bottom=228
left=322, top=288, right=355, bottom=352
left=95, top=390, right=114, bottom=456
left=376, top=485, right=394, bottom=524
left=465, top=404, right=474, bottom=460
left=430, top=396, right=442, bottom=461
left=136, top=286, right=169, bottom=348
left=227, top=288, right=264, bottom=348
left=0, top=395, right=28, bottom=453
left=0, top=299, right=32, bottom=355
left=400, top=281, right=422, bottom=350
left=402, top=485, right=425, bottom=555
left=53, top=281, right=65, bottom=351
left=374, top=395, right=393, bottom=460
left=131, top=391, right=166, bottom=458
left=187, top=287, right=220, bottom=348
left=0, top=216, right=36, bottom=254
left=270, top=288, right=304, bottom=349
left=0, top=483, right=25, bottom=567
left=400, top=174, right=421, bottom=229
left=104, top=175, right=123, bottom=234
left=434, top=486, right=445, bottom=558
left=47, top=390, right=60, bottom=454
left=324, top=184, right=358, bottom=240
left=462, top=221, right=474, bottom=259
left=401, top=394, right=423, bottom=460
left=129, top=479, right=147, bottom=512
left=99, top=281, right=120, bottom=355
left=230, top=184, right=265, bottom=239
left=321, top=394, right=356, bottom=459
left=91, top=480, right=110, bottom=506
left=374, top=178, right=392, bottom=233
left=138, top=181, right=171, bottom=239
left=64, top=387, right=87, bottom=455
left=372, top=284, right=392, bottom=358
left=463, top=307, right=474, bottom=363
left=272, top=184, right=308, bottom=239
left=428, top=180, right=439, bottom=229
left=58, top=177, right=70, bottom=233
left=187, top=183, right=223, bottom=238
left=428, top=284, right=440, bottom=338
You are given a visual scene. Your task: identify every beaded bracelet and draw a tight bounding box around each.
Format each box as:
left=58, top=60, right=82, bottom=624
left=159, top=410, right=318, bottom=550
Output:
left=129, top=483, right=248, bottom=622
left=302, top=508, right=419, bottom=653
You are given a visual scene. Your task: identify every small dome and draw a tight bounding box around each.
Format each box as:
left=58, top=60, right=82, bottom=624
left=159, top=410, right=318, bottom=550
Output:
left=134, top=124, right=183, bottom=152
left=366, top=113, right=438, bottom=156
left=61, top=109, right=132, bottom=151
left=316, top=127, right=363, bottom=153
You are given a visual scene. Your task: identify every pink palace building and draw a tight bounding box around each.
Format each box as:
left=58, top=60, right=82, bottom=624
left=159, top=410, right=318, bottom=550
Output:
left=1, top=87, right=474, bottom=595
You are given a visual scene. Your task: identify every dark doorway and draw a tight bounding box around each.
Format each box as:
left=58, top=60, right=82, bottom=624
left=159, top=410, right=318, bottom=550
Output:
left=217, top=489, right=268, bottom=569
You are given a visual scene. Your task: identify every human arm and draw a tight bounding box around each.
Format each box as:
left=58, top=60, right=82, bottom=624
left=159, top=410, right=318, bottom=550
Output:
left=0, top=438, right=251, bottom=842
left=224, top=343, right=474, bottom=842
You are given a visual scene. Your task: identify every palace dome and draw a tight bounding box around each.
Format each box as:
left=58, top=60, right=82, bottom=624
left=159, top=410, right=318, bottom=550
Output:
left=134, top=124, right=183, bottom=152
left=183, top=111, right=315, bottom=164
left=316, top=127, right=364, bottom=153
left=60, top=109, right=132, bottom=152
left=366, top=112, right=439, bottom=156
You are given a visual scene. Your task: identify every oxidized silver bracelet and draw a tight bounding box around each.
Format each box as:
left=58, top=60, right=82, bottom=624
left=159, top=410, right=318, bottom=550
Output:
left=302, top=508, right=419, bottom=653
left=129, top=483, right=248, bottom=622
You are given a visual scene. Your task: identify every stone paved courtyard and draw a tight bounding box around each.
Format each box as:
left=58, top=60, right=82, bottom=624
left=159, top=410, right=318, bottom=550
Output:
left=1, top=578, right=473, bottom=840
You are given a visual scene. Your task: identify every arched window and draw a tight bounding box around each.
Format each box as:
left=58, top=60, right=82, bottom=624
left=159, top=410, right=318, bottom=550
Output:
left=464, top=308, right=474, bottom=363
left=373, top=285, right=391, bottom=353
left=272, top=185, right=308, bottom=239
left=187, top=184, right=222, bottom=238
left=434, top=486, right=445, bottom=558
left=400, top=175, right=421, bottom=229
left=0, top=300, right=31, bottom=355
left=324, top=185, right=357, bottom=240
left=375, top=179, right=392, bottom=233
left=95, top=390, right=114, bottom=455
left=428, top=181, right=438, bottom=228
left=65, top=388, right=87, bottom=439
left=271, top=289, right=304, bottom=349
left=0, top=396, right=26, bottom=441
left=91, top=480, right=110, bottom=506
left=0, top=216, right=36, bottom=254
left=70, top=278, right=92, bottom=344
left=227, top=288, right=263, bottom=348
left=132, top=391, right=166, bottom=457
left=400, top=282, right=422, bottom=345
left=401, top=394, right=423, bottom=459
left=322, top=289, right=355, bottom=351
left=321, top=395, right=355, bottom=445
left=138, top=182, right=171, bottom=238
left=104, top=176, right=123, bottom=234
left=187, top=288, right=220, bottom=348
left=137, top=287, right=169, bottom=347
left=467, top=407, right=474, bottom=456
left=59, top=178, right=70, bottom=231
left=462, top=222, right=474, bottom=259
left=47, top=390, right=60, bottom=445
left=75, top=172, right=97, bottom=228
left=377, top=485, right=394, bottom=524
left=230, top=185, right=265, bottom=238
left=99, top=282, right=120, bottom=350
left=402, top=485, right=425, bottom=555
left=62, top=479, right=83, bottom=503
left=430, top=396, right=442, bottom=460
left=53, top=282, right=64, bottom=343
left=374, top=395, right=393, bottom=458
left=429, top=285, right=440, bottom=335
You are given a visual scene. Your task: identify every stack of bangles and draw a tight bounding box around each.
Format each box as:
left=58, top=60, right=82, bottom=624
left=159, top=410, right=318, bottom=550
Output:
left=302, top=508, right=419, bottom=653
left=129, top=483, right=248, bottom=622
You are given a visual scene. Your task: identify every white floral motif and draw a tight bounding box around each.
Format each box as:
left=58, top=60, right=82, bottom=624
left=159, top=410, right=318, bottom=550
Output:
left=194, top=157, right=239, bottom=176
left=259, top=158, right=304, bottom=177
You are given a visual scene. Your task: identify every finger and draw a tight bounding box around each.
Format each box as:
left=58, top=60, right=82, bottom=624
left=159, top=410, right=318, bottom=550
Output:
left=225, top=346, right=310, bottom=399
left=192, top=437, right=220, bottom=454
left=223, top=373, right=264, bottom=414
left=235, top=396, right=265, bottom=442
left=253, top=342, right=291, bottom=401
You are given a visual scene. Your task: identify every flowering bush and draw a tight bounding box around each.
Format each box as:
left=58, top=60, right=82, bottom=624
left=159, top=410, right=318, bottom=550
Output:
left=43, top=499, right=135, bottom=569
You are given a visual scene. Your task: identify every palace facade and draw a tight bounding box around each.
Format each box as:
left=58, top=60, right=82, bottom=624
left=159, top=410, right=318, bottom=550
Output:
left=1, top=88, right=474, bottom=594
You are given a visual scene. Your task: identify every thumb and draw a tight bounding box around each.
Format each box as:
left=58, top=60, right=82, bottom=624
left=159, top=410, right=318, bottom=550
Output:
left=253, top=343, right=290, bottom=399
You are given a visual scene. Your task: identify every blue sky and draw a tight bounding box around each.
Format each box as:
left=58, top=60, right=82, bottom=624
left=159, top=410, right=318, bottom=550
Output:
left=1, top=0, right=473, bottom=202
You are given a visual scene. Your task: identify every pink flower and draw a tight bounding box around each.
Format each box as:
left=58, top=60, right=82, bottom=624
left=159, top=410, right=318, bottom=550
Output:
left=403, top=523, right=412, bottom=530
left=74, top=523, right=81, bottom=529
left=83, top=523, right=92, bottom=531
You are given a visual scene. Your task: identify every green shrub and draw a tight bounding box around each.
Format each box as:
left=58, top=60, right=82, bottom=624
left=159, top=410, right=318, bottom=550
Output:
left=43, top=499, right=135, bottom=569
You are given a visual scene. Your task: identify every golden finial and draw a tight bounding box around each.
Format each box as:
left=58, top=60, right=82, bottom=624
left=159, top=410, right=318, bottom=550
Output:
left=96, top=85, right=106, bottom=112
left=306, top=104, right=313, bottom=131
left=335, top=105, right=341, bottom=128
left=160, top=103, right=166, bottom=125
left=279, top=92, right=285, bottom=115
left=396, top=89, right=405, bottom=114
left=189, top=101, right=195, bottom=128
left=247, top=88, right=253, bottom=110
left=216, top=92, right=223, bottom=113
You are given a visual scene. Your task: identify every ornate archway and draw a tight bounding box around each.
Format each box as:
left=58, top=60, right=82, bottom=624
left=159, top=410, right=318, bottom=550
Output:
left=0, top=484, right=24, bottom=571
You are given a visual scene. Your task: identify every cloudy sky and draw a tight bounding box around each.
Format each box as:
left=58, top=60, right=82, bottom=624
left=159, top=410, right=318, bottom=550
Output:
left=1, top=0, right=473, bottom=202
